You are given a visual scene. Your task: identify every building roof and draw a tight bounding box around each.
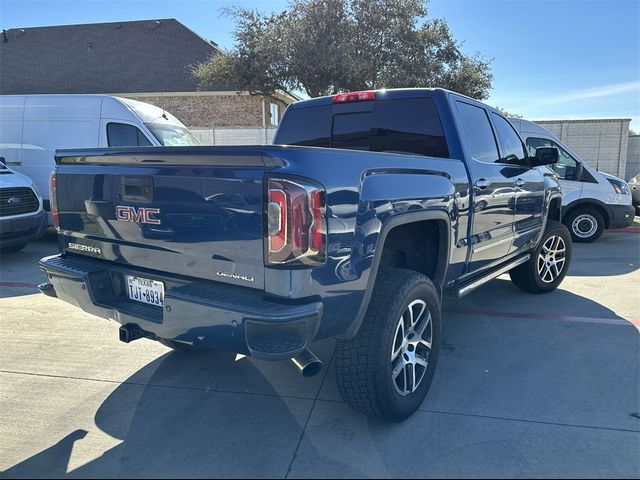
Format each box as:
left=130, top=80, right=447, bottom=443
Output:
left=0, top=18, right=228, bottom=95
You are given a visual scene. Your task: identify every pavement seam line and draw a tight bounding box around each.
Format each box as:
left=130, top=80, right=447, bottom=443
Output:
left=0, top=369, right=317, bottom=403
left=414, top=407, right=640, bottom=434
left=284, top=350, right=335, bottom=479
left=303, top=398, right=640, bottom=434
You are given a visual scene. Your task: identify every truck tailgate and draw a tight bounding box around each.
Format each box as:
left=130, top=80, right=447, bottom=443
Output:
left=54, top=148, right=268, bottom=289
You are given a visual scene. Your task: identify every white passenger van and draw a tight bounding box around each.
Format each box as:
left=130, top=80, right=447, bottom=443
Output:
left=511, top=118, right=634, bottom=242
left=0, top=95, right=199, bottom=215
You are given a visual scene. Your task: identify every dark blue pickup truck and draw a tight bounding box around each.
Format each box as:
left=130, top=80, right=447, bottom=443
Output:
left=39, top=88, right=571, bottom=421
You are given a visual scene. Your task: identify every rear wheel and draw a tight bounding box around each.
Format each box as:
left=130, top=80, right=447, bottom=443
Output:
left=335, top=268, right=441, bottom=422
left=509, top=220, right=572, bottom=293
left=564, top=207, right=604, bottom=243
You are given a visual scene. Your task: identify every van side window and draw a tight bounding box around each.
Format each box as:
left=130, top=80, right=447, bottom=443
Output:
left=456, top=102, right=499, bottom=163
left=491, top=113, right=527, bottom=163
left=527, top=137, right=579, bottom=180
left=107, top=123, right=152, bottom=147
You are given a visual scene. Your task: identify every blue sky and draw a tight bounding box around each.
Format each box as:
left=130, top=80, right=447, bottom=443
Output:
left=2, top=0, right=639, bottom=130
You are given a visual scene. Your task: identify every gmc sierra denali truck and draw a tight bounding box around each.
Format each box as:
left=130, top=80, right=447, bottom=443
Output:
left=39, top=88, right=571, bottom=421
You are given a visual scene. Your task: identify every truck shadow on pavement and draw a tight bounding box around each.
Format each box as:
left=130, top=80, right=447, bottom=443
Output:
left=4, top=285, right=638, bottom=478
left=4, top=346, right=328, bottom=478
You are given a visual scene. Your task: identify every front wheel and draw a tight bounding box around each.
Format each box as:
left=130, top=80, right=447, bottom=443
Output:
left=509, top=220, right=572, bottom=294
left=564, top=207, right=604, bottom=243
left=335, top=268, right=441, bottom=422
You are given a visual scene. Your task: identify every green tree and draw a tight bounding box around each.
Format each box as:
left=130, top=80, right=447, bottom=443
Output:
left=194, top=0, right=493, bottom=99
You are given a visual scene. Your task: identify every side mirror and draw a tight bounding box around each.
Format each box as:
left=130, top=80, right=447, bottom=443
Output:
left=0, top=156, right=5, bottom=166
left=530, top=147, right=558, bottom=167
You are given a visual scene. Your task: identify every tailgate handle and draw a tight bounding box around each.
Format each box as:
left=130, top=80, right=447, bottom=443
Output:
left=121, top=176, right=153, bottom=202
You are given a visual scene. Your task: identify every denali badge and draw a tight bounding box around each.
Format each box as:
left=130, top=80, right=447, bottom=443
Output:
left=68, top=243, right=102, bottom=255
left=116, top=206, right=161, bottom=225
left=216, top=271, right=255, bottom=283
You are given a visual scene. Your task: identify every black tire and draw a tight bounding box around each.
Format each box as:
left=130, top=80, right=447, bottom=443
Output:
left=156, top=338, right=207, bottom=353
left=564, top=207, right=604, bottom=243
left=509, top=220, right=572, bottom=294
left=335, top=267, right=441, bottom=422
left=0, top=242, right=27, bottom=253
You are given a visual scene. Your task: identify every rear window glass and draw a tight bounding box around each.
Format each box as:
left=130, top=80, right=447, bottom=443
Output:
left=275, top=105, right=331, bottom=147
left=276, top=98, right=449, bottom=158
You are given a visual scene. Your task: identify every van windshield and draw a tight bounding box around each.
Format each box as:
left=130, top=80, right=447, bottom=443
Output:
left=145, top=122, right=200, bottom=146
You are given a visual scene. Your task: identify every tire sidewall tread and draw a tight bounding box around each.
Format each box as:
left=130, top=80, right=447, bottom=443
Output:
left=336, top=267, right=441, bottom=422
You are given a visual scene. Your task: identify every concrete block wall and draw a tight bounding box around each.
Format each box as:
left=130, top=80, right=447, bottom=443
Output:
left=626, top=135, right=640, bottom=180
left=190, top=127, right=277, bottom=145
left=536, top=119, right=631, bottom=179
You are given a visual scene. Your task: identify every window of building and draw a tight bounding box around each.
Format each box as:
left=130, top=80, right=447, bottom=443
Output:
left=270, top=103, right=280, bottom=126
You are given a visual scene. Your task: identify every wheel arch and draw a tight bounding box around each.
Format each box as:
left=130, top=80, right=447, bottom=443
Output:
left=562, top=199, right=611, bottom=229
left=342, top=209, right=451, bottom=338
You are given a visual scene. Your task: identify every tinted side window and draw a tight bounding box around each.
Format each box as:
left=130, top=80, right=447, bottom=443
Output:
left=456, top=102, right=499, bottom=163
left=107, top=123, right=152, bottom=147
left=274, top=105, right=331, bottom=147
left=491, top=114, right=527, bottom=163
left=369, top=98, right=449, bottom=157
left=527, top=137, right=579, bottom=180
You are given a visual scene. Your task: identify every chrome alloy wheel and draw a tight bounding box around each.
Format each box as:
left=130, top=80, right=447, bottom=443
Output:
left=572, top=214, right=597, bottom=239
left=390, top=299, right=433, bottom=397
left=537, top=235, right=567, bottom=284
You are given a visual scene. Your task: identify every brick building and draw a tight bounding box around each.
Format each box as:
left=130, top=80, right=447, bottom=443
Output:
left=0, top=19, right=297, bottom=129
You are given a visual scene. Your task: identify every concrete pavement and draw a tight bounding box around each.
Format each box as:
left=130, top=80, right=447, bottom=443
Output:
left=1, top=229, right=638, bottom=478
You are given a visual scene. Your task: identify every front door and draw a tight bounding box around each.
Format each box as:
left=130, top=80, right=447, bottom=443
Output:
left=455, top=101, right=516, bottom=273
left=490, top=114, right=545, bottom=251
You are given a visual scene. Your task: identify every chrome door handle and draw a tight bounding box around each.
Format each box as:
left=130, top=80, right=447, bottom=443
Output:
left=474, top=179, right=491, bottom=189
left=515, top=178, right=526, bottom=188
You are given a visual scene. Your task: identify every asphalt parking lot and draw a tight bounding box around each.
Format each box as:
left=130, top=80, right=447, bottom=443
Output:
left=1, top=229, right=639, bottom=478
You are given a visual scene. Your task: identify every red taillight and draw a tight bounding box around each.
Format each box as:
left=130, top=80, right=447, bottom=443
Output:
left=49, top=172, right=59, bottom=228
left=266, top=177, right=326, bottom=266
left=332, top=91, right=376, bottom=104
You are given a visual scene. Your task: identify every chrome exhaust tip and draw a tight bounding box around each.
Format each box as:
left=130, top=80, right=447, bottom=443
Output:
left=291, top=348, right=323, bottom=377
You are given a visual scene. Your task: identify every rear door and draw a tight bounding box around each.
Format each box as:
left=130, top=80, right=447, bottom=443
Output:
left=455, top=100, right=515, bottom=272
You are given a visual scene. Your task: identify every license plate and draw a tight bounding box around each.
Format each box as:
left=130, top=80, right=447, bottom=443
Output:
left=126, top=275, right=164, bottom=307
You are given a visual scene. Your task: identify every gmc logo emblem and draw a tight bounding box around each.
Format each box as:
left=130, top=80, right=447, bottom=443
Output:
left=116, top=206, right=161, bottom=224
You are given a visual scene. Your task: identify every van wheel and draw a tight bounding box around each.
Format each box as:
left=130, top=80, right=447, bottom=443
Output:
left=335, top=268, right=440, bottom=422
left=509, top=220, right=572, bottom=294
left=564, top=207, right=604, bottom=243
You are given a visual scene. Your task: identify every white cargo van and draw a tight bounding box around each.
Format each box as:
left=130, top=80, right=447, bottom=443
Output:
left=0, top=95, right=199, bottom=215
left=510, top=118, right=634, bottom=242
